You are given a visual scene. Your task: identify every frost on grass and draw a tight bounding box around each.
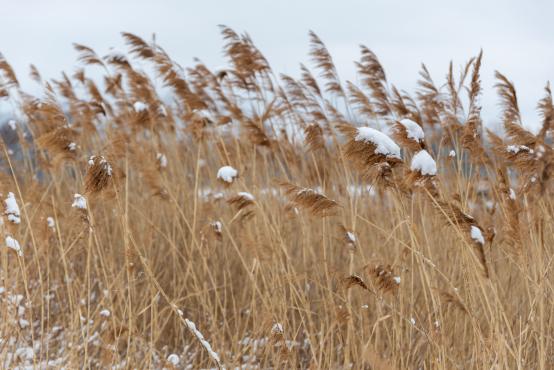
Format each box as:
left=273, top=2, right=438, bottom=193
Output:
left=355, top=127, right=401, bottom=159
left=470, top=225, right=485, bottom=245
left=217, top=165, right=238, bottom=183
left=72, top=194, right=87, bottom=210
left=4, top=192, right=21, bottom=224
left=5, top=236, right=22, bottom=256
left=399, top=118, right=425, bottom=142
left=410, top=150, right=437, bottom=176
left=184, top=318, right=221, bottom=365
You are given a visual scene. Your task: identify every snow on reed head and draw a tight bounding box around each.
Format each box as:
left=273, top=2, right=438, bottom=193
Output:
left=217, top=166, right=238, bottom=184
left=156, top=153, right=168, bottom=168
left=237, top=192, right=254, bottom=201
left=5, top=236, right=22, bottom=256
left=410, top=150, right=437, bottom=176
left=509, top=188, right=516, bottom=200
left=337, top=123, right=402, bottom=185
left=4, top=192, right=20, bottom=224
left=393, top=118, right=426, bottom=151
left=338, top=224, right=357, bottom=249
left=85, top=155, right=114, bottom=194
left=133, top=101, right=148, bottom=112
left=166, top=354, right=180, bottom=366
left=271, top=322, right=284, bottom=335
left=369, top=264, right=401, bottom=294
left=72, top=194, right=87, bottom=210
left=228, top=192, right=256, bottom=211
left=354, top=127, right=401, bottom=159
left=470, top=225, right=485, bottom=245
left=210, top=220, right=223, bottom=240
left=88, top=155, right=112, bottom=174
left=399, top=119, right=424, bottom=142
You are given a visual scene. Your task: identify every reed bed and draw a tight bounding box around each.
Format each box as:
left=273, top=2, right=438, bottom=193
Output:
left=0, top=28, right=553, bottom=369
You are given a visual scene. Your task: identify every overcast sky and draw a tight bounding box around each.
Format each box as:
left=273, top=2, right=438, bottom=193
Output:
left=1, top=0, right=552, bottom=131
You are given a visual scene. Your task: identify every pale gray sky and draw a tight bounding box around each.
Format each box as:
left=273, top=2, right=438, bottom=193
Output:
left=1, top=0, right=553, bottom=131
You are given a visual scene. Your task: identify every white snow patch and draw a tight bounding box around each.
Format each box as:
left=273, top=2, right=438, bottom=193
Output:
left=72, top=194, right=87, bottom=210
left=470, top=225, right=485, bottom=245
left=156, top=153, right=168, bottom=168
left=102, top=159, right=112, bottom=176
left=88, top=156, right=112, bottom=176
left=217, top=166, right=238, bottom=183
left=271, top=323, right=284, bottom=335
left=238, top=192, right=255, bottom=201
left=133, top=101, right=148, bottom=112
left=346, top=231, right=356, bottom=243
left=410, top=150, right=437, bottom=176
left=506, top=145, right=532, bottom=154
left=14, top=346, right=34, bottom=361
left=167, top=354, right=180, bottom=366
left=399, top=119, right=424, bottom=141
left=354, top=127, right=401, bottom=159
left=211, top=221, right=222, bottom=233
left=4, top=192, right=20, bottom=224
left=5, top=236, right=22, bottom=256
left=509, top=188, right=516, bottom=200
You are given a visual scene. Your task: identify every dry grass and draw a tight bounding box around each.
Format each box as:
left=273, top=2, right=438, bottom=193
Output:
left=0, top=28, right=553, bottom=369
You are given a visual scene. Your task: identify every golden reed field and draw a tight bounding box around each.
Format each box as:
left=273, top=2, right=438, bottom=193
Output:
left=0, top=27, right=553, bottom=369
